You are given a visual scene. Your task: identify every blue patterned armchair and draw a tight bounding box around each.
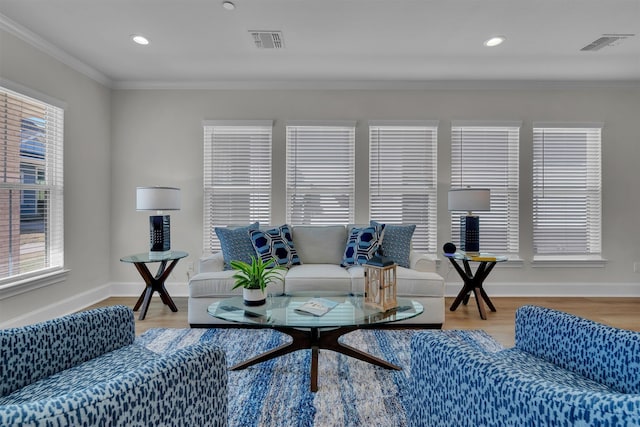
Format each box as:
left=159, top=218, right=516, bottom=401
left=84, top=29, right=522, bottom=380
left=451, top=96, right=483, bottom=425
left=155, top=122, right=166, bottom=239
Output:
left=409, top=305, right=640, bottom=426
left=0, top=305, right=227, bottom=426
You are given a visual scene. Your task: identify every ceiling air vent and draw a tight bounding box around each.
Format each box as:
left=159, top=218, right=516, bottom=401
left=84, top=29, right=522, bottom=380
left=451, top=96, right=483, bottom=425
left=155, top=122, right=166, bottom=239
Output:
left=249, top=31, right=284, bottom=49
left=580, top=34, right=635, bottom=51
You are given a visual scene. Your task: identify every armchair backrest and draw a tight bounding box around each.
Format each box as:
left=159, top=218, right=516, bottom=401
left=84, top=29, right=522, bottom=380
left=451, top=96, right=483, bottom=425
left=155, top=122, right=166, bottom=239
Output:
left=515, top=305, right=640, bottom=394
left=0, top=305, right=135, bottom=397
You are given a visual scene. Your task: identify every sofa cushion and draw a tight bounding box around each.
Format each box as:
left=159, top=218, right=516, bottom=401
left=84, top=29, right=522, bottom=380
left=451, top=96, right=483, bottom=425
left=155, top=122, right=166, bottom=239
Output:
left=346, top=266, right=444, bottom=297
left=341, top=224, right=385, bottom=267
left=189, top=270, right=286, bottom=298
left=370, top=221, right=416, bottom=268
left=249, top=224, right=301, bottom=268
left=291, top=225, right=347, bottom=264
left=214, top=222, right=259, bottom=270
left=285, top=264, right=352, bottom=292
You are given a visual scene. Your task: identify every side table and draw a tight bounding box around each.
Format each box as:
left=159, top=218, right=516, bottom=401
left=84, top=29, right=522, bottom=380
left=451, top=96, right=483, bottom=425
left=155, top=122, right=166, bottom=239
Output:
left=120, top=251, right=188, bottom=320
left=445, top=252, right=507, bottom=320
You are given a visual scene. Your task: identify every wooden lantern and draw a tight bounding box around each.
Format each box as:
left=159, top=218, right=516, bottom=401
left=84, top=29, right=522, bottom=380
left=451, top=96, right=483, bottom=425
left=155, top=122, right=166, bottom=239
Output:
left=363, top=263, right=397, bottom=311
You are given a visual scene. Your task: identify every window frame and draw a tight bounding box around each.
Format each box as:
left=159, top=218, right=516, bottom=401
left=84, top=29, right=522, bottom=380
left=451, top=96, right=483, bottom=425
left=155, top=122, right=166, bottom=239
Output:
left=368, top=120, right=439, bottom=253
left=285, top=121, right=356, bottom=225
left=450, top=121, right=521, bottom=257
left=0, top=82, right=66, bottom=297
left=532, top=122, right=604, bottom=266
left=202, top=120, right=273, bottom=253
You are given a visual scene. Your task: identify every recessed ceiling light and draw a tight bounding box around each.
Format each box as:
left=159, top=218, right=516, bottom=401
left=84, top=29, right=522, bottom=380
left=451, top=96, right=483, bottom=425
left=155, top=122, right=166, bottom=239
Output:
left=222, top=1, right=236, bottom=10
left=484, top=36, right=506, bottom=47
left=131, top=35, right=150, bottom=46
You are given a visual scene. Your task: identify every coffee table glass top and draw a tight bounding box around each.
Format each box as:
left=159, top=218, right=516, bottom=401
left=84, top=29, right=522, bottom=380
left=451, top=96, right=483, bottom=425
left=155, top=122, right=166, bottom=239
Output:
left=208, top=293, right=423, bottom=328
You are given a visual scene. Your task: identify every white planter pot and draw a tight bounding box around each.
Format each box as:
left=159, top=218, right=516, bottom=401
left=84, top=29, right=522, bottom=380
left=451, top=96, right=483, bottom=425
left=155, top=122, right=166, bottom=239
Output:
left=243, top=288, right=267, bottom=306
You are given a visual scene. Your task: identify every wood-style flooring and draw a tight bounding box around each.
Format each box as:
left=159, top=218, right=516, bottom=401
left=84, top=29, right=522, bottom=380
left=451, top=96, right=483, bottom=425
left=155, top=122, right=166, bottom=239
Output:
left=85, top=296, right=640, bottom=347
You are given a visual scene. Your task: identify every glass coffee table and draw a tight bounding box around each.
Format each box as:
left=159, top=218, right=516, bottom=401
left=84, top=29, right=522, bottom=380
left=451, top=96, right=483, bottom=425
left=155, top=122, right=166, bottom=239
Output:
left=208, top=293, right=423, bottom=392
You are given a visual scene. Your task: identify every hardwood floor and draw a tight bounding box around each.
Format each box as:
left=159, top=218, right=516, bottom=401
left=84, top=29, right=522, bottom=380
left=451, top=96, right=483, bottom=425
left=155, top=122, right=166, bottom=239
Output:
left=85, top=296, right=640, bottom=347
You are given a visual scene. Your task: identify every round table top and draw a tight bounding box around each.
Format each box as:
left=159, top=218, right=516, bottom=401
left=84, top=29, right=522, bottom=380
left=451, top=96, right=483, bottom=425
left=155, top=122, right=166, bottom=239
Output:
left=208, top=293, right=423, bottom=328
left=444, top=252, right=508, bottom=262
left=120, top=250, right=188, bottom=263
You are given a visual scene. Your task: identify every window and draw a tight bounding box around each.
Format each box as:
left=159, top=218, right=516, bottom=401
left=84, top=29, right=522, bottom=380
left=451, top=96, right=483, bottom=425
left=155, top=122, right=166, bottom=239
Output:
left=532, top=123, right=602, bottom=258
left=450, top=121, right=520, bottom=254
left=0, top=86, right=64, bottom=284
left=202, top=121, right=272, bottom=253
left=369, top=121, right=438, bottom=253
left=286, top=121, right=356, bottom=225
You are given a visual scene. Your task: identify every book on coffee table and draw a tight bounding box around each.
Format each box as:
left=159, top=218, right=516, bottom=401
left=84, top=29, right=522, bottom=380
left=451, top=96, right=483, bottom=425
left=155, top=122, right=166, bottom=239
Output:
left=295, top=298, right=339, bottom=316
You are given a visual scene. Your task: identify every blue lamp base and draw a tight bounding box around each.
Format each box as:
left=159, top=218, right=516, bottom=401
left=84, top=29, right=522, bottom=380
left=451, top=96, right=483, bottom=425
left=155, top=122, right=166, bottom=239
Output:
left=460, top=215, right=480, bottom=254
left=149, top=215, right=171, bottom=253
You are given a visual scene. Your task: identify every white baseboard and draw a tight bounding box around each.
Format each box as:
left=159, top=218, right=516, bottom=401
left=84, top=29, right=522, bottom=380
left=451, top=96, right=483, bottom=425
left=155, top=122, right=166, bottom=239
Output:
left=445, top=281, right=640, bottom=297
left=0, top=283, right=111, bottom=329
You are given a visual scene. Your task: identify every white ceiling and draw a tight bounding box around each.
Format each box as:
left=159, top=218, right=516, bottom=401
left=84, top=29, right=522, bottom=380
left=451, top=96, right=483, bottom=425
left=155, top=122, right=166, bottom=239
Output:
left=1, top=0, right=639, bottom=88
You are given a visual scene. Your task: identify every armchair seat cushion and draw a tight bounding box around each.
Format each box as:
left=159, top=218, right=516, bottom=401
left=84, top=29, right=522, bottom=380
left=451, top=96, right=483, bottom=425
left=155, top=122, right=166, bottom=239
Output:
left=0, top=344, right=156, bottom=405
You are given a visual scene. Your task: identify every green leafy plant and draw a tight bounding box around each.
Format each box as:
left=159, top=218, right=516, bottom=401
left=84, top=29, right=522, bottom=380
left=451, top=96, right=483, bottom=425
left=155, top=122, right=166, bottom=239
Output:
left=230, top=256, right=285, bottom=291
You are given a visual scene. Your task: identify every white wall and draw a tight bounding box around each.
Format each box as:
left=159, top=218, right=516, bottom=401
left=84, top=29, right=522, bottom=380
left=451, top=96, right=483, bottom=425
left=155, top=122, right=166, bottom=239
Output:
left=0, top=29, right=112, bottom=325
left=110, top=87, right=640, bottom=295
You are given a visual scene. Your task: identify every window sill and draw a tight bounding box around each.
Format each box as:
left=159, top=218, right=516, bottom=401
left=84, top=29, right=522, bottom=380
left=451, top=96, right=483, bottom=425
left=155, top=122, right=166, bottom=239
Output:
left=0, top=269, right=70, bottom=300
left=531, top=256, right=607, bottom=268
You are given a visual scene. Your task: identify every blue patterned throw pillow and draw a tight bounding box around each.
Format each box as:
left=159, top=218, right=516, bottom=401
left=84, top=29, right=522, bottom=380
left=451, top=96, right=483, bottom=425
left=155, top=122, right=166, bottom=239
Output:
left=370, top=221, right=416, bottom=268
left=341, top=224, right=385, bottom=267
left=249, top=224, right=301, bottom=268
left=215, top=222, right=260, bottom=270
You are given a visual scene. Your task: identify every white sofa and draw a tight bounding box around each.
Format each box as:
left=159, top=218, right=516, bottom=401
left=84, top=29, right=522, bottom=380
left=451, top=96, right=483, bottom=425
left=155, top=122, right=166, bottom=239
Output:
left=188, top=225, right=445, bottom=327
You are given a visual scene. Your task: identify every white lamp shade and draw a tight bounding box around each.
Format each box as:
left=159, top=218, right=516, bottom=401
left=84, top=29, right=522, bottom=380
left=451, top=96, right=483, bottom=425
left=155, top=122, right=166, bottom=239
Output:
left=136, top=187, right=181, bottom=211
left=448, top=188, right=490, bottom=212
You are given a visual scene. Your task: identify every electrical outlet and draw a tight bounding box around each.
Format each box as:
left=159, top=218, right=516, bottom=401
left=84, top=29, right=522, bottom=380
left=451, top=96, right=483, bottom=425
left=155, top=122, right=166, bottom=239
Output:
left=187, top=262, right=194, bottom=272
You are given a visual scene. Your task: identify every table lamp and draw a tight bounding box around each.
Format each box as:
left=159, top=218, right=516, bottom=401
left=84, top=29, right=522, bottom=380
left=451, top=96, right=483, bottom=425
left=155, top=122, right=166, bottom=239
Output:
left=136, top=186, right=181, bottom=256
left=448, top=188, right=490, bottom=254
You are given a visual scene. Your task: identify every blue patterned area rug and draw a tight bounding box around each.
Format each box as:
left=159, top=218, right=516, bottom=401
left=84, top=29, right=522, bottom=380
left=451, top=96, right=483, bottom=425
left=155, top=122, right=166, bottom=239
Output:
left=136, top=328, right=502, bottom=427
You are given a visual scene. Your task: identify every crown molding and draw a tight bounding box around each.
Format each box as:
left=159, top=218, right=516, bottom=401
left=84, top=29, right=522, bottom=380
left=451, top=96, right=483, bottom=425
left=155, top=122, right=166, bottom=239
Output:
left=0, top=13, right=113, bottom=88
left=113, top=79, right=640, bottom=91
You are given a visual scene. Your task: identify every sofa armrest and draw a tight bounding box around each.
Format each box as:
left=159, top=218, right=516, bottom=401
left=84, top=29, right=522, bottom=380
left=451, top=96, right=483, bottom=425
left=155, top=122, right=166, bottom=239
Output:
left=0, top=343, right=228, bottom=426
left=515, top=305, right=640, bottom=394
left=0, top=305, right=135, bottom=397
left=409, top=250, right=437, bottom=272
left=198, top=252, right=225, bottom=273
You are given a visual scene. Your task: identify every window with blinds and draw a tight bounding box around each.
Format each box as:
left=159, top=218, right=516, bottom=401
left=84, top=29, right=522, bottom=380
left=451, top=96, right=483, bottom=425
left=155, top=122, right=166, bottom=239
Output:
left=369, top=121, right=438, bottom=253
left=202, top=121, right=272, bottom=253
left=0, top=86, right=64, bottom=283
left=532, top=124, right=602, bottom=256
left=286, top=122, right=356, bottom=225
left=450, top=122, right=520, bottom=254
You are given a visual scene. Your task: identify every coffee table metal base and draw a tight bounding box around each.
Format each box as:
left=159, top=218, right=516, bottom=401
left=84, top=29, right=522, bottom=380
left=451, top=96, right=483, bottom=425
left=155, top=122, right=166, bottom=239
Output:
left=229, top=326, right=401, bottom=392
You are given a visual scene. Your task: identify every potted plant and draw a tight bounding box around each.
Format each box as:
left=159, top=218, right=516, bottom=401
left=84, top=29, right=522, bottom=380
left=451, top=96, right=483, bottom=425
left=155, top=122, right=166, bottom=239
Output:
left=230, top=256, right=285, bottom=306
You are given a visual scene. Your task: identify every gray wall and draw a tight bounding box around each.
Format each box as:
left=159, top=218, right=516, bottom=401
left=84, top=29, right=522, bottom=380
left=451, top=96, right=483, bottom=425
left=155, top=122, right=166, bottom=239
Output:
left=0, top=29, right=112, bottom=324
left=110, top=87, right=640, bottom=292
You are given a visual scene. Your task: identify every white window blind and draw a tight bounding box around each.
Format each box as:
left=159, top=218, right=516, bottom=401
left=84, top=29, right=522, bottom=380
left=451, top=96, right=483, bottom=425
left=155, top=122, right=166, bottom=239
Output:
left=451, top=122, right=520, bottom=254
left=533, top=124, right=602, bottom=256
left=203, top=121, right=272, bottom=253
left=286, top=122, right=355, bottom=225
left=0, top=86, right=64, bottom=283
left=369, top=121, right=438, bottom=253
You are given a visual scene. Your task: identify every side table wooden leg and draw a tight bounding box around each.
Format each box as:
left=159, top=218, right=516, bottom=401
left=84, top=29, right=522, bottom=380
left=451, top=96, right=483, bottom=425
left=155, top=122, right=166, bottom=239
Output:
left=473, top=287, right=487, bottom=320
